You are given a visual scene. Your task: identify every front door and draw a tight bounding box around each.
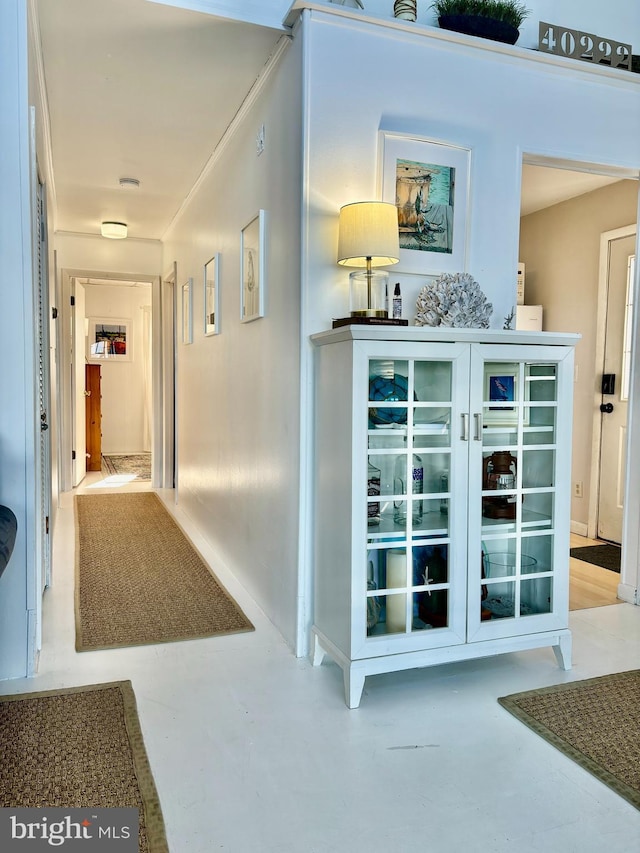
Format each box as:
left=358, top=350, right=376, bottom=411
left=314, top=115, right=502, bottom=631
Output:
left=597, top=234, right=636, bottom=543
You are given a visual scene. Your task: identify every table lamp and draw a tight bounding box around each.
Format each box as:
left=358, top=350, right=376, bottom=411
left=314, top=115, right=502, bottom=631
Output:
left=337, top=201, right=400, bottom=320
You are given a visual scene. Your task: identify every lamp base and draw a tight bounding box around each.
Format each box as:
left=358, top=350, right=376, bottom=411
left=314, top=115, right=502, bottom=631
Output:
left=332, top=316, right=409, bottom=329
left=349, top=270, right=388, bottom=317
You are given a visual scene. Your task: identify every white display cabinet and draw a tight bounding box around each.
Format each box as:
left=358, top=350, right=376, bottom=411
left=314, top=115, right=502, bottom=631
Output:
left=311, top=327, right=579, bottom=707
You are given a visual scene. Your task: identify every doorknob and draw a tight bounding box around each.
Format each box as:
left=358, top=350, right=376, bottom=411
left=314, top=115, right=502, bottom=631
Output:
left=600, top=402, right=614, bottom=414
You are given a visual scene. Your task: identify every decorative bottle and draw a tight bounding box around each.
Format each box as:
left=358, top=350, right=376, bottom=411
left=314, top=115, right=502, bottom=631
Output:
left=368, top=460, right=381, bottom=526
left=393, top=450, right=423, bottom=524
left=392, top=282, right=402, bottom=319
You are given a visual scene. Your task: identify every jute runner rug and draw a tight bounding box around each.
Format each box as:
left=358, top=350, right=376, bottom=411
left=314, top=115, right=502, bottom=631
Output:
left=0, top=681, right=168, bottom=852
left=499, top=670, right=640, bottom=810
left=75, top=492, right=253, bottom=651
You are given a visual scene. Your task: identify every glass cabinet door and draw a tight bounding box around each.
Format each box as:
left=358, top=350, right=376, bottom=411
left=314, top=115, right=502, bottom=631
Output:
left=364, top=350, right=466, bottom=646
left=470, top=350, right=564, bottom=637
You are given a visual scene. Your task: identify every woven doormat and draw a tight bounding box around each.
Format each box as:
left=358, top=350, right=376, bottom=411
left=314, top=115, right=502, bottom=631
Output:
left=0, top=681, right=168, bottom=851
left=75, top=492, right=254, bottom=651
left=570, top=543, right=621, bottom=573
left=499, top=670, right=640, bottom=810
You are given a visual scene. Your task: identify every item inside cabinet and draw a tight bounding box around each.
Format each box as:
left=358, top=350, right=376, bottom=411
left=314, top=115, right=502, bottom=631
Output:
left=482, top=451, right=518, bottom=519
left=416, top=545, right=448, bottom=628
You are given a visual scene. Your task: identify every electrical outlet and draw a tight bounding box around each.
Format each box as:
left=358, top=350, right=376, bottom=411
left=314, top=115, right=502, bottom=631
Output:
left=574, top=481, right=583, bottom=498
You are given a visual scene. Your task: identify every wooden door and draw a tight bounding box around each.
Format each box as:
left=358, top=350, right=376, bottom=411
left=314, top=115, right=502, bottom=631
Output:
left=85, top=364, right=102, bottom=471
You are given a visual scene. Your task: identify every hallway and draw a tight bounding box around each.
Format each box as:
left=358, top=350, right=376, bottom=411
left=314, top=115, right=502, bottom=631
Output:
left=3, top=475, right=640, bottom=852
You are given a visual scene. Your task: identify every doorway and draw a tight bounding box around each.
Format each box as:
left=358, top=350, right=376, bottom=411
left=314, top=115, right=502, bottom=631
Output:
left=58, top=269, right=170, bottom=491
left=518, top=158, right=640, bottom=610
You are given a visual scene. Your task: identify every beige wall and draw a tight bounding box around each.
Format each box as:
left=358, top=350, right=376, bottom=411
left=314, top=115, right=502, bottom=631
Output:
left=519, top=178, right=639, bottom=528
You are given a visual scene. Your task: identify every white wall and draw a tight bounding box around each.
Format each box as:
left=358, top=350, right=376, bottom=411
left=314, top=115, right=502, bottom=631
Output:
left=162, top=35, right=303, bottom=651
left=301, top=10, right=640, bottom=333
left=84, top=283, right=153, bottom=454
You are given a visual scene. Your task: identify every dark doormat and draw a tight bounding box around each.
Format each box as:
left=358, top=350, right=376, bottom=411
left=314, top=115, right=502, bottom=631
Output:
left=570, top=544, right=621, bottom=573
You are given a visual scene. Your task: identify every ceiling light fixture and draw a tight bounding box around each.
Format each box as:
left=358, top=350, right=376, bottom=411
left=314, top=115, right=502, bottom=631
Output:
left=119, top=177, right=140, bottom=189
left=101, top=221, right=128, bottom=239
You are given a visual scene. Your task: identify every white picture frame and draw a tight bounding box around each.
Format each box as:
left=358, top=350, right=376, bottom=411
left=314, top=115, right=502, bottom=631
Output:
left=378, top=131, right=471, bottom=275
left=204, top=254, right=220, bottom=336
left=86, top=317, right=131, bottom=362
left=483, top=365, right=530, bottom=427
left=240, top=210, right=266, bottom=322
left=182, top=278, right=193, bottom=345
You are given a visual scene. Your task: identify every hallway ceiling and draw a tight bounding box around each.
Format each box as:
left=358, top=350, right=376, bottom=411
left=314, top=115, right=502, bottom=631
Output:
left=35, top=0, right=623, bottom=241
left=35, top=0, right=284, bottom=240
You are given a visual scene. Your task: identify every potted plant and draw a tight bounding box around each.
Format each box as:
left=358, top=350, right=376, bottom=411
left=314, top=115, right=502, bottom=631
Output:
left=431, top=0, right=530, bottom=45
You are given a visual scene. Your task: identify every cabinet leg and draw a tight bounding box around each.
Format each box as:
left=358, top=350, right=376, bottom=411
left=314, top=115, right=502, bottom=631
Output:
left=553, top=634, right=572, bottom=671
left=344, top=668, right=365, bottom=709
left=311, top=633, right=326, bottom=667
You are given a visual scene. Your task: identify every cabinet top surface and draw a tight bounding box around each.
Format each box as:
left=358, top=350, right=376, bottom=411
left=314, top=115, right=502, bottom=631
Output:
left=310, top=326, right=581, bottom=348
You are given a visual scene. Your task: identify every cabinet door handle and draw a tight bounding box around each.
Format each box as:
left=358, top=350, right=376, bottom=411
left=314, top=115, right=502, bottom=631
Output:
left=461, top=413, right=469, bottom=441
left=474, top=413, right=483, bottom=441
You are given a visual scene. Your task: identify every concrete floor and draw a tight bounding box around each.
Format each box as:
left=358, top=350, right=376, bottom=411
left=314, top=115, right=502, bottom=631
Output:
left=4, top=474, right=640, bottom=852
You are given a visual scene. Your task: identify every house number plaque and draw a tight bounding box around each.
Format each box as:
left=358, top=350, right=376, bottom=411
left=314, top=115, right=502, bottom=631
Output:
left=538, top=22, right=631, bottom=71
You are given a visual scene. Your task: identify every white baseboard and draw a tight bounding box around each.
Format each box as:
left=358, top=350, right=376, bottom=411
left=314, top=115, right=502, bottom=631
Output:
left=617, top=582, right=638, bottom=605
left=570, top=520, right=589, bottom=537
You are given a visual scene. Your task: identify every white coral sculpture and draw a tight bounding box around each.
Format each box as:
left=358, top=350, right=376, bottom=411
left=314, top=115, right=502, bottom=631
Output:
left=414, top=273, right=493, bottom=328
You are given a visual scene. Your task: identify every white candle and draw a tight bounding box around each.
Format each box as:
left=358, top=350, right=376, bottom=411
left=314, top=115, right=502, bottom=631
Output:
left=386, top=549, right=407, bottom=633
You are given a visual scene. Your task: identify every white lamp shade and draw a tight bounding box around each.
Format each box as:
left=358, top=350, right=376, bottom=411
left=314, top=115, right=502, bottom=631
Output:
left=337, top=201, right=400, bottom=267
left=101, top=221, right=127, bottom=239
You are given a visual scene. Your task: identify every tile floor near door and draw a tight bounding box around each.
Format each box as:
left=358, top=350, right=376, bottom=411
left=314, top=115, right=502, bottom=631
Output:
left=5, top=475, right=640, bottom=852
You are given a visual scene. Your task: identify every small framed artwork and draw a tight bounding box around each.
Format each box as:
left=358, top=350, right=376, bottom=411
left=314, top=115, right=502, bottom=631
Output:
left=378, top=131, right=471, bottom=275
left=87, top=318, right=131, bottom=362
left=240, top=210, right=266, bottom=322
left=204, top=254, right=220, bottom=336
left=483, top=366, right=529, bottom=426
left=182, top=279, right=193, bottom=344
